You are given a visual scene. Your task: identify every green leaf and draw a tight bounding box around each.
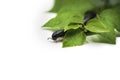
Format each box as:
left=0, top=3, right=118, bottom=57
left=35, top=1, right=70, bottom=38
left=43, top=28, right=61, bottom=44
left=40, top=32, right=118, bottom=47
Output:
left=90, top=30, right=116, bottom=44
left=50, top=0, right=71, bottom=12
left=50, top=0, right=120, bottom=13
left=90, top=0, right=120, bottom=9
left=85, top=17, right=110, bottom=33
left=44, top=0, right=96, bottom=31
left=116, top=30, right=120, bottom=37
left=99, top=8, right=120, bottom=32
left=43, top=0, right=120, bottom=47
left=63, top=28, right=86, bottom=48
left=43, top=11, right=84, bottom=31
left=50, top=0, right=95, bottom=13
left=64, top=23, right=83, bottom=31
left=88, top=10, right=117, bottom=44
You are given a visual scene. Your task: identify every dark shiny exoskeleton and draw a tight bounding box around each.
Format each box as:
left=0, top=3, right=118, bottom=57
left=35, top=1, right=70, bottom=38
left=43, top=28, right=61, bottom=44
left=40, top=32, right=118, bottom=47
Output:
left=52, top=30, right=66, bottom=40
left=84, top=10, right=96, bottom=25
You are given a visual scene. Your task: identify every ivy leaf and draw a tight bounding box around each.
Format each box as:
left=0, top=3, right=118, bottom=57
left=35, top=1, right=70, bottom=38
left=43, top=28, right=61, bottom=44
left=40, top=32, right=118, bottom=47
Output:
left=85, top=17, right=110, bottom=33
left=63, top=28, right=86, bottom=48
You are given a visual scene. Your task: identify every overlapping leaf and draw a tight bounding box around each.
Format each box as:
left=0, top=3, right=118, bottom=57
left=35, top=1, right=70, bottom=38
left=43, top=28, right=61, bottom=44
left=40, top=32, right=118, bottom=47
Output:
left=42, top=0, right=120, bottom=47
left=43, top=0, right=95, bottom=31
left=43, top=11, right=84, bottom=31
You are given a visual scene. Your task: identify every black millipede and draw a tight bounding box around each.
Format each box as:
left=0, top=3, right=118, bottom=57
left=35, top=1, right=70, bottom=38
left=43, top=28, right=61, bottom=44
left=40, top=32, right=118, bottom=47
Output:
left=48, top=30, right=66, bottom=42
left=84, top=10, right=96, bottom=25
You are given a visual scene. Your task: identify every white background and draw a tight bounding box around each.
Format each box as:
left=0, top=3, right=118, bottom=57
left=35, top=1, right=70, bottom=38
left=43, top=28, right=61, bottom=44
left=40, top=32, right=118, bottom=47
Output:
left=0, top=0, right=120, bottom=80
